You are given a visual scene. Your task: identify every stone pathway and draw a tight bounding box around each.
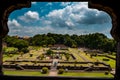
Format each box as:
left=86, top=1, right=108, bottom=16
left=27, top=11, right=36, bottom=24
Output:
left=48, top=59, right=58, bottom=76
left=48, top=70, right=57, bottom=76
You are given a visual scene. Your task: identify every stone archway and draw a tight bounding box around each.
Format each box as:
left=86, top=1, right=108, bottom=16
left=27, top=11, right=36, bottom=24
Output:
left=0, top=0, right=120, bottom=80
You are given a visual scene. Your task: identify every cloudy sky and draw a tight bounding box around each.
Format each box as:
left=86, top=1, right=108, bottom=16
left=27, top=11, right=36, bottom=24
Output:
left=8, top=2, right=112, bottom=38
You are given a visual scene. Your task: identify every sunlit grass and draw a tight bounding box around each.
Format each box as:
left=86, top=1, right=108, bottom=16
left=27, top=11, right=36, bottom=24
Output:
left=4, top=70, right=48, bottom=76
left=68, top=48, right=84, bottom=61
left=93, top=56, right=115, bottom=68
left=58, top=72, right=114, bottom=77
left=3, top=54, right=20, bottom=62
left=79, top=51, right=97, bottom=62
left=4, top=70, right=114, bottom=78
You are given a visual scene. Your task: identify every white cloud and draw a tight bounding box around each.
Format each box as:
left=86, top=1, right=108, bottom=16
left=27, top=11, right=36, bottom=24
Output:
left=46, top=2, right=52, bottom=6
left=43, top=2, right=111, bottom=37
left=61, top=2, right=71, bottom=6
left=18, top=11, right=40, bottom=22
left=31, top=2, right=37, bottom=5
left=8, top=19, right=21, bottom=27
left=65, top=20, right=74, bottom=27
left=8, top=19, right=54, bottom=36
left=47, top=9, right=64, bottom=19
left=8, top=2, right=112, bottom=38
left=46, top=2, right=111, bottom=28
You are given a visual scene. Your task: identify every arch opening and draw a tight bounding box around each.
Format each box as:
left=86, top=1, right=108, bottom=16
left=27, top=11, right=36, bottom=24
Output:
left=2, top=2, right=116, bottom=78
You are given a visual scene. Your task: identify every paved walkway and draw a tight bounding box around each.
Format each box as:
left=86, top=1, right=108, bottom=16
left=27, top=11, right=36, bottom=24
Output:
left=48, top=70, right=58, bottom=76
left=48, top=59, right=58, bottom=76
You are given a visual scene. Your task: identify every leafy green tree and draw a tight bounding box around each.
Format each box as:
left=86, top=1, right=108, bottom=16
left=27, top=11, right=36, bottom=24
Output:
left=46, top=49, right=53, bottom=55
left=13, top=40, right=29, bottom=51
left=65, top=53, right=70, bottom=61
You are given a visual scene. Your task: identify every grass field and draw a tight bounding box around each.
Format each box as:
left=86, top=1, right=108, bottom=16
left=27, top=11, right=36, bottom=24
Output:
left=58, top=72, right=114, bottom=78
left=79, top=51, right=97, bottom=62
left=93, top=56, right=115, bottom=68
left=4, top=70, right=48, bottom=76
left=68, top=48, right=84, bottom=61
left=3, top=54, right=20, bottom=62
left=4, top=70, right=114, bottom=78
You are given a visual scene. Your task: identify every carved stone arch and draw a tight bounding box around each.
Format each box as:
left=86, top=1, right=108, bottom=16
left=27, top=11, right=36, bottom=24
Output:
left=0, top=0, right=120, bottom=80
left=1, top=1, right=31, bottom=38
left=88, top=2, right=120, bottom=80
left=0, top=0, right=31, bottom=75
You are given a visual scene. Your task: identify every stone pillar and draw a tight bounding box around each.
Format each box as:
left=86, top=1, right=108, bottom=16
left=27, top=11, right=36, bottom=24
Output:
left=115, top=42, right=120, bottom=80
left=0, top=37, right=3, bottom=75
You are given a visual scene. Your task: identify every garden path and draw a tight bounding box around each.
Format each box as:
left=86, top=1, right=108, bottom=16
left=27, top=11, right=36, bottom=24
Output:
left=48, top=59, right=58, bottom=76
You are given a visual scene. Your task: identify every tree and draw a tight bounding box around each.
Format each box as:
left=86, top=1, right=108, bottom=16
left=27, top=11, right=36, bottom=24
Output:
left=46, top=49, right=53, bottom=55
left=65, top=53, right=70, bottom=61
left=13, top=40, right=29, bottom=52
left=64, top=37, right=77, bottom=47
left=46, top=37, right=55, bottom=46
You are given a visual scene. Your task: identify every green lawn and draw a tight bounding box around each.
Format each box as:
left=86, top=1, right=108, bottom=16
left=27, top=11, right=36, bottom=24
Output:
left=4, top=70, right=48, bottom=76
left=93, top=56, right=115, bottom=68
left=4, top=70, right=114, bottom=78
left=79, top=51, right=97, bottom=62
left=3, top=54, right=20, bottom=62
left=58, top=72, right=114, bottom=78
left=68, top=48, right=84, bottom=61
left=107, top=54, right=116, bottom=59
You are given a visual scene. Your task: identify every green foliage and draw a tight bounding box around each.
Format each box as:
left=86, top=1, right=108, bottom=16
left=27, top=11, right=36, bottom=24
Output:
left=58, top=68, right=64, bottom=74
left=40, top=54, right=44, bottom=60
left=46, top=49, right=53, bottom=55
left=65, top=53, right=70, bottom=61
left=94, top=62, right=99, bottom=66
left=21, top=48, right=29, bottom=53
left=64, top=37, right=77, bottom=48
left=30, top=34, right=55, bottom=46
left=74, top=60, right=78, bottom=66
left=103, top=58, right=109, bottom=61
left=9, top=54, right=13, bottom=57
left=3, top=47, right=18, bottom=54
left=41, top=67, right=48, bottom=74
left=4, top=33, right=116, bottom=53
left=13, top=40, right=29, bottom=50
left=104, top=71, right=109, bottom=75
left=3, top=35, right=29, bottom=52
left=29, top=54, right=33, bottom=57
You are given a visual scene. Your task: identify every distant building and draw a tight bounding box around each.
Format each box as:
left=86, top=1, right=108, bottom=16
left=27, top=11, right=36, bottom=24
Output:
left=23, top=36, right=30, bottom=40
left=50, top=44, right=68, bottom=50
left=18, top=36, right=30, bottom=40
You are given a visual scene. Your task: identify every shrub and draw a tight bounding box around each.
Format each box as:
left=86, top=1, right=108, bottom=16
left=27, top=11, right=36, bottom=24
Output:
left=21, top=48, right=29, bottom=53
left=41, top=67, right=48, bottom=74
left=30, top=54, right=33, bottom=57
left=46, top=49, right=53, bottom=55
left=9, top=54, right=13, bottom=57
left=105, top=71, right=109, bottom=75
left=58, top=68, right=64, bottom=74
left=94, top=62, right=99, bottom=66
left=103, top=58, right=109, bottom=61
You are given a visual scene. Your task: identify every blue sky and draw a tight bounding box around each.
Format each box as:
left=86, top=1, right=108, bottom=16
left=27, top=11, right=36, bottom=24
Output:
left=8, top=2, right=112, bottom=38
